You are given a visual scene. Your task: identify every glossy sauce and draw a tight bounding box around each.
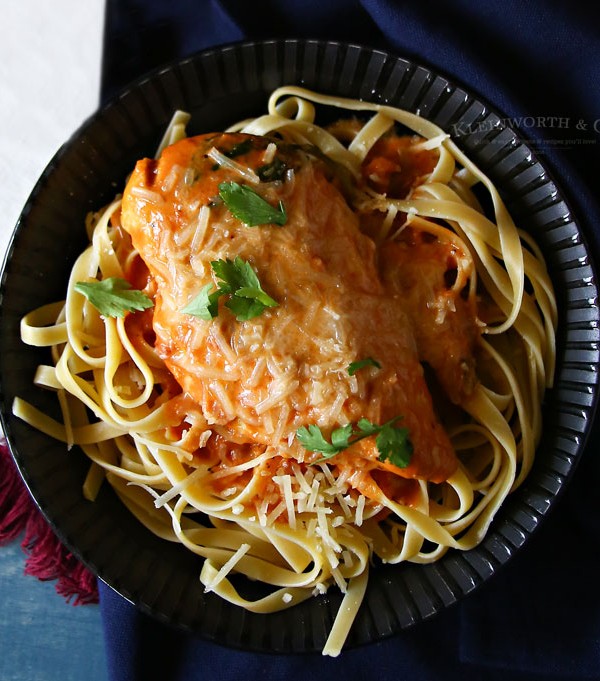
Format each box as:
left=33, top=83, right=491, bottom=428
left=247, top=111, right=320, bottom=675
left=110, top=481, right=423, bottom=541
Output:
left=121, top=131, right=468, bottom=504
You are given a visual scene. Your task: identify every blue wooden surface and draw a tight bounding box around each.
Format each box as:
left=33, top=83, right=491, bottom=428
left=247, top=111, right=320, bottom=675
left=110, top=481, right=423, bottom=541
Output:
left=0, top=539, right=107, bottom=681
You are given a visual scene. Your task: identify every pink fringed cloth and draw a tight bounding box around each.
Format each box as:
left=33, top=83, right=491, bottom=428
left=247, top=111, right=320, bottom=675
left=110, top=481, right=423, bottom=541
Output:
left=0, top=438, right=99, bottom=605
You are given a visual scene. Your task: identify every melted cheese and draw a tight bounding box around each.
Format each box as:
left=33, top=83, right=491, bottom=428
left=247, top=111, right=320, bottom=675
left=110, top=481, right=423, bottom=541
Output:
left=121, top=132, right=458, bottom=483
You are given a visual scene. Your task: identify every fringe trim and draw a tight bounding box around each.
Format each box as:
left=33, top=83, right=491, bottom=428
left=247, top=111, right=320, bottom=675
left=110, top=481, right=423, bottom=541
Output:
left=0, top=439, right=98, bottom=605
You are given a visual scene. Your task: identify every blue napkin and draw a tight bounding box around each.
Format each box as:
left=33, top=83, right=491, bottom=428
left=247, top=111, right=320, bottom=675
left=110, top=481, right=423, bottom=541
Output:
left=100, top=2, right=600, bottom=678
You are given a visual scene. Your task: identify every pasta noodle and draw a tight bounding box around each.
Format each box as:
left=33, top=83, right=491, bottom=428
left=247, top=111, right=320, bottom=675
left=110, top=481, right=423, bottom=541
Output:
left=14, top=86, right=556, bottom=656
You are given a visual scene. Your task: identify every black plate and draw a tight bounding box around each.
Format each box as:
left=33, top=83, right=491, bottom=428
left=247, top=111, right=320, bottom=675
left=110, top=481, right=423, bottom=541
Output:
left=1, top=40, right=598, bottom=653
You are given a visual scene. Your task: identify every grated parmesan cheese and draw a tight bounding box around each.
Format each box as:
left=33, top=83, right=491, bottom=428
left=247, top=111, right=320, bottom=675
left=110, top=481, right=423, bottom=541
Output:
left=279, top=474, right=297, bottom=530
left=190, top=205, right=211, bottom=253
left=266, top=500, right=287, bottom=525
left=153, top=466, right=205, bottom=508
left=203, top=543, right=251, bottom=592
left=355, top=495, right=366, bottom=526
left=161, top=163, right=182, bottom=193
left=330, top=566, right=348, bottom=593
left=129, top=186, right=164, bottom=204
left=313, top=583, right=328, bottom=596
left=262, top=142, right=277, bottom=165
left=207, top=147, right=260, bottom=184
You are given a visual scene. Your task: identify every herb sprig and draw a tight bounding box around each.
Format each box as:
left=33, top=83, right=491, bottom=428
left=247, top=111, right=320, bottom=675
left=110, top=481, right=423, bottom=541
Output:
left=257, top=157, right=288, bottom=182
left=296, top=417, right=413, bottom=468
left=74, top=277, right=153, bottom=318
left=348, top=357, right=381, bottom=375
left=218, top=181, right=287, bottom=226
left=183, top=256, right=277, bottom=321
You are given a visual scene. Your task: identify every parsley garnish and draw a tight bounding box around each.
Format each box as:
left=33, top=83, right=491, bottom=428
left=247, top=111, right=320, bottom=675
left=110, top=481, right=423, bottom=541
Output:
left=180, top=283, right=218, bottom=320
left=74, top=277, right=153, bottom=318
left=348, top=357, right=381, bottom=375
left=182, top=256, right=278, bottom=321
left=218, top=181, right=287, bottom=226
left=224, top=139, right=254, bottom=158
left=257, top=157, right=288, bottom=182
left=296, top=417, right=413, bottom=468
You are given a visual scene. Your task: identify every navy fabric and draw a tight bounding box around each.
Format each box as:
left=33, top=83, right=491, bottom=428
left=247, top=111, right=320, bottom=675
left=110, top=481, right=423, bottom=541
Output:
left=100, top=2, right=600, bottom=679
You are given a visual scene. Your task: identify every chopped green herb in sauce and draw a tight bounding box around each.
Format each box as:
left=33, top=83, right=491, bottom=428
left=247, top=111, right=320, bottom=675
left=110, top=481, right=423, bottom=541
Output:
left=183, top=256, right=278, bottom=321
left=296, top=417, right=413, bottom=468
left=218, top=181, right=287, bottom=226
left=74, top=278, right=153, bottom=318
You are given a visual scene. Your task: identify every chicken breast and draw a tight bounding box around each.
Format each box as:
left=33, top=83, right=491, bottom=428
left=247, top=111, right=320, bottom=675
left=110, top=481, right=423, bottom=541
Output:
left=121, top=132, right=457, bottom=483
left=380, top=230, right=479, bottom=406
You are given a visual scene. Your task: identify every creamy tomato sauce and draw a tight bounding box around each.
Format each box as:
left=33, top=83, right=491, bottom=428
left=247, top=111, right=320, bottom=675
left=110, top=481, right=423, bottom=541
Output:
left=121, top=131, right=470, bottom=487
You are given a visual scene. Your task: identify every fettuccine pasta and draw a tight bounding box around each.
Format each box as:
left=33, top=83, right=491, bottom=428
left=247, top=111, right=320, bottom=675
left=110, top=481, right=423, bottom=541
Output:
left=14, top=87, right=556, bottom=656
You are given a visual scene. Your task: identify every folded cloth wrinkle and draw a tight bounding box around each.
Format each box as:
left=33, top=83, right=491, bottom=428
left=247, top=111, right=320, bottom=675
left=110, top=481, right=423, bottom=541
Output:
left=218, top=0, right=385, bottom=49
left=460, top=454, right=600, bottom=677
left=101, top=0, right=244, bottom=103
left=100, top=577, right=598, bottom=681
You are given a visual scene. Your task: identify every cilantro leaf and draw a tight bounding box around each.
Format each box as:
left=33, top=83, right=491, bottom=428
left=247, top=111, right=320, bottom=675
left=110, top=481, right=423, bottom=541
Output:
left=376, top=422, right=413, bottom=468
left=257, top=157, right=288, bottom=182
left=74, top=277, right=153, bottom=318
left=181, top=283, right=220, bottom=320
left=235, top=286, right=278, bottom=307
left=296, top=423, right=355, bottom=460
left=296, top=417, right=413, bottom=468
left=182, top=256, right=277, bottom=321
left=225, top=295, right=270, bottom=321
left=348, top=357, right=381, bottom=375
left=212, top=256, right=257, bottom=293
left=218, top=181, right=287, bottom=226
left=329, top=423, right=354, bottom=452
left=224, top=139, right=254, bottom=158
left=355, top=418, right=382, bottom=436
